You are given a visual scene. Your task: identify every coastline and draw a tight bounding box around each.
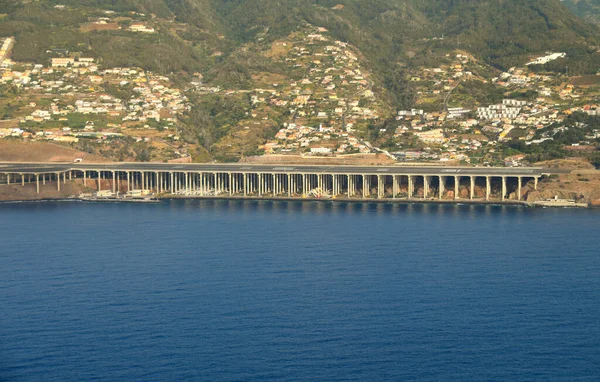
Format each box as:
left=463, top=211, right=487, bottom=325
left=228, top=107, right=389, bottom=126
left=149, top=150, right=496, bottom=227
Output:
left=0, top=195, right=589, bottom=208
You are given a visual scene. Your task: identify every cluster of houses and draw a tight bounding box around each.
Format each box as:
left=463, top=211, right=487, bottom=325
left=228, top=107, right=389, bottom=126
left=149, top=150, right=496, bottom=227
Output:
left=1, top=15, right=599, bottom=166
left=1, top=56, right=189, bottom=131
left=257, top=27, right=383, bottom=155
left=263, top=123, right=372, bottom=155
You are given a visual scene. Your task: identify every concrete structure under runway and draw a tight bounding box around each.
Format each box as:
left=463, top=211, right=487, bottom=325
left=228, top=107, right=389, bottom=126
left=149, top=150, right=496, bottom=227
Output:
left=0, top=162, right=545, bottom=202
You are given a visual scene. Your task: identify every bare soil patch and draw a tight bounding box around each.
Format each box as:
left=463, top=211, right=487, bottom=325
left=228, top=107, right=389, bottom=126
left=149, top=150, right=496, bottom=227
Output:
left=0, top=141, right=111, bottom=162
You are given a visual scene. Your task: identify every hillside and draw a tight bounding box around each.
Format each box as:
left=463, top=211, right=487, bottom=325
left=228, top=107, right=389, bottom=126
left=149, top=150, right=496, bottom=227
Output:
left=2, top=0, right=600, bottom=165
left=563, top=0, right=600, bottom=23
left=2, top=1, right=598, bottom=76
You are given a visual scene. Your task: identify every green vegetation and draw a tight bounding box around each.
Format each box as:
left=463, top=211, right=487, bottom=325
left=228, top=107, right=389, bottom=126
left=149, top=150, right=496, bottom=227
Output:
left=563, top=0, right=600, bottom=23
left=2, top=0, right=600, bottom=163
left=3, top=0, right=598, bottom=96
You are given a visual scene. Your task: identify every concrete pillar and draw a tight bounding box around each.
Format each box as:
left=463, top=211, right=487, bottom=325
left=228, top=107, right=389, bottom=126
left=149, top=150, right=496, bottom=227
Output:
left=36, top=174, right=40, bottom=193
left=21, top=174, right=25, bottom=186
left=170, top=172, right=174, bottom=193
left=501, top=176, right=506, bottom=201
left=227, top=173, right=232, bottom=196
left=57, top=173, right=61, bottom=191
left=242, top=173, right=246, bottom=196
left=257, top=174, right=262, bottom=197
left=97, top=171, right=101, bottom=191
left=6, top=173, right=10, bottom=185
left=83, top=171, right=87, bottom=187
left=408, top=175, right=414, bottom=198
left=454, top=176, right=459, bottom=200
left=423, top=176, right=430, bottom=199
left=517, top=177, right=522, bottom=201
left=112, top=171, right=116, bottom=193
left=438, top=176, right=445, bottom=200
left=303, top=174, right=307, bottom=196
left=534, top=177, right=538, bottom=190
left=485, top=176, right=491, bottom=201
left=362, top=175, right=367, bottom=199
left=470, top=176, right=475, bottom=200
left=43, top=173, right=46, bottom=185
left=273, top=174, right=277, bottom=197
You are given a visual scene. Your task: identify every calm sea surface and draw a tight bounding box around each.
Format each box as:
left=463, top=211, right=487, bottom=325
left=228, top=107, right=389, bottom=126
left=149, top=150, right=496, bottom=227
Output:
left=1, top=200, right=599, bottom=381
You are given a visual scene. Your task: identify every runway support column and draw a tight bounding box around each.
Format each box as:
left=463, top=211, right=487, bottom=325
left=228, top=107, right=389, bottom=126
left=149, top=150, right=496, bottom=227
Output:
left=97, top=171, right=101, bottom=191
left=423, top=176, right=430, bottom=199
left=534, top=177, right=538, bottom=190
left=258, top=174, right=263, bottom=197
left=517, top=177, right=522, bottom=201
left=302, top=174, right=306, bottom=196
left=345, top=175, right=350, bottom=198
left=501, top=176, right=506, bottom=201
left=288, top=174, right=291, bottom=197
left=36, top=174, right=40, bottom=193
left=228, top=173, right=232, bottom=196
left=438, top=176, right=445, bottom=200
left=21, top=174, right=25, bottom=186
left=470, top=176, right=475, bottom=200
left=454, top=176, right=459, bottom=200
left=485, top=176, right=491, bottom=201
left=408, top=175, right=414, bottom=198
left=57, top=173, right=61, bottom=191
left=83, top=171, right=87, bottom=187
left=112, top=171, right=116, bottom=194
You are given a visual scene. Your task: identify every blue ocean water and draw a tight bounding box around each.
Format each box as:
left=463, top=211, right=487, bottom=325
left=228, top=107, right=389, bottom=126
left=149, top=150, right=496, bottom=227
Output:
left=1, top=200, right=599, bottom=381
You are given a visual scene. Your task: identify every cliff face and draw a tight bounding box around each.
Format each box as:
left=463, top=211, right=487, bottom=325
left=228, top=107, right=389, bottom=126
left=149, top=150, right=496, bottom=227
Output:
left=530, top=173, right=600, bottom=205
left=529, top=159, right=600, bottom=205
left=0, top=179, right=88, bottom=201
